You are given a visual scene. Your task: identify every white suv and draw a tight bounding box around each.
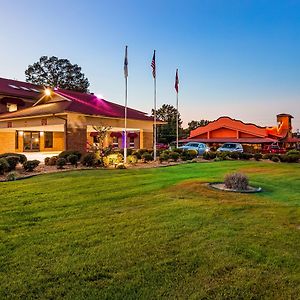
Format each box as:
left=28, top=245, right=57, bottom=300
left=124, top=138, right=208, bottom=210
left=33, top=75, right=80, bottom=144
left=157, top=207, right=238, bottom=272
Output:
left=217, top=143, right=243, bottom=153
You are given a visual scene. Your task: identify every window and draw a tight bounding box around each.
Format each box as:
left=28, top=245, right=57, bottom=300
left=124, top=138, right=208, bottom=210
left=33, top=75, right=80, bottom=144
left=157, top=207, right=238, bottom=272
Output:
left=44, top=132, right=53, bottom=148
left=112, top=136, right=119, bottom=148
left=7, top=103, right=17, bottom=112
left=15, top=131, right=19, bottom=149
left=129, top=136, right=135, bottom=148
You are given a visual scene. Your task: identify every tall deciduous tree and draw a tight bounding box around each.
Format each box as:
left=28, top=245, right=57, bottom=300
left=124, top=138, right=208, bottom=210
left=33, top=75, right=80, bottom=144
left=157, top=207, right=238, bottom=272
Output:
left=152, top=104, right=183, bottom=144
left=25, top=56, right=90, bottom=92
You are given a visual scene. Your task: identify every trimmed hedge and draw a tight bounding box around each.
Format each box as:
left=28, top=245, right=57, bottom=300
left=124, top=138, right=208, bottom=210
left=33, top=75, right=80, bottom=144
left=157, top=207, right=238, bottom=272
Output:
left=23, top=160, right=40, bottom=172
left=58, top=150, right=82, bottom=160
left=0, top=153, right=27, bottom=164
left=0, top=158, right=9, bottom=175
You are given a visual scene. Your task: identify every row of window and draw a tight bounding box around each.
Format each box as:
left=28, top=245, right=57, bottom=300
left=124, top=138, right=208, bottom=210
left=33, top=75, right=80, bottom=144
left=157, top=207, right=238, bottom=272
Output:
left=15, top=131, right=53, bottom=150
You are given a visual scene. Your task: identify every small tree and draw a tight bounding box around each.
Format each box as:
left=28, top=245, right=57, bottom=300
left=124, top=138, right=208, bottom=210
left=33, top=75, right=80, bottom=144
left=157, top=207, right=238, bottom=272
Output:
left=90, top=124, right=112, bottom=164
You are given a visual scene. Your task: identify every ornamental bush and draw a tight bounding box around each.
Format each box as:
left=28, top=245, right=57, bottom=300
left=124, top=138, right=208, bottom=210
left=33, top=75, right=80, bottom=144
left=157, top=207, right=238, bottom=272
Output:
left=0, top=158, right=9, bottom=175
left=116, top=163, right=126, bottom=169
left=6, top=171, right=18, bottom=181
left=216, top=151, right=230, bottom=160
left=238, top=153, right=253, bottom=160
left=0, top=153, right=27, bottom=164
left=224, top=172, right=249, bottom=190
left=262, top=153, right=274, bottom=160
left=169, top=152, right=180, bottom=162
left=48, top=156, right=58, bottom=166
left=5, top=156, right=20, bottom=171
left=229, top=152, right=239, bottom=160
left=173, top=148, right=183, bottom=154
left=132, top=151, right=142, bottom=160
left=286, top=149, right=300, bottom=156
left=81, top=153, right=97, bottom=167
left=23, top=160, right=40, bottom=172
left=280, top=154, right=299, bottom=163
left=58, top=150, right=82, bottom=160
left=103, top=153, right=123, bottom=167
left=67, top=154, right=78, bottom=167
left=271, top=156, right=280, bottom=163
left=254, top=153, right=263, bottom=161
left=44, top=157, right=50, bottom=166
left=56, top=158, right=67, bottom=169
left=142, top=152, right=153, bottom=162
left=127, top=155, right=138, bottom=164
left=159, top=152, right=169, bottom=163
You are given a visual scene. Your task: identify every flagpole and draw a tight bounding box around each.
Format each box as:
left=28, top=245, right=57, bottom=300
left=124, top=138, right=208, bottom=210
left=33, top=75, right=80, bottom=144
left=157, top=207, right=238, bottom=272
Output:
left=176, top=88, right=179, bottom=148
left=124, top=46, right=128, bottom=163
left=154, top=73, right=157, bottom=160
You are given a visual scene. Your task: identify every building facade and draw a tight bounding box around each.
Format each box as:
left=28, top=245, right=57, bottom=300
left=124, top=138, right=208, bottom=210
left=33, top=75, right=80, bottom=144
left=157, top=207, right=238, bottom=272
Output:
left=186, top=114, right=300, bottom=150
left=0, top=78, right=157, bottom=154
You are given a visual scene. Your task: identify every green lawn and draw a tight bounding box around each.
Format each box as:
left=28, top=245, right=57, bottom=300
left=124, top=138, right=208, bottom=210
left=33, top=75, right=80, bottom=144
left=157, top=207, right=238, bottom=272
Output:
left=0, top=161, right=299, bottom=299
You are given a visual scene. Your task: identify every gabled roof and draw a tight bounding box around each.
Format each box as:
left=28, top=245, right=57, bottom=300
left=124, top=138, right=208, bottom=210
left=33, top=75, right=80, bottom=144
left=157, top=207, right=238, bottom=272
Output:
left=0, top=77, right=155, bottom=122
left=189, top=116, right=268, bottom=139
left=0, top=77, right=43, bottom=100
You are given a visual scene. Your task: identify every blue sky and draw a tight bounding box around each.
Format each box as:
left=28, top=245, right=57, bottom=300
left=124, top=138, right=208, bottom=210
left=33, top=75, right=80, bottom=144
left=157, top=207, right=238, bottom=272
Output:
left=0, top=0, right=299, bottom=129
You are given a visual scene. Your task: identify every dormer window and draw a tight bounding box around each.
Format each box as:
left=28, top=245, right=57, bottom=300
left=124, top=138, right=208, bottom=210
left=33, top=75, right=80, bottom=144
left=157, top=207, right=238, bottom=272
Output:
left=7, top=103, right=18, bottom=112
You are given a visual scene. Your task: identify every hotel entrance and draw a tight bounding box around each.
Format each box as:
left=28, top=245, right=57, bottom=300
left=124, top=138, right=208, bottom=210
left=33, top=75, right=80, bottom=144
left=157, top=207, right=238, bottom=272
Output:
left=23, top=131, right=40, bottom=152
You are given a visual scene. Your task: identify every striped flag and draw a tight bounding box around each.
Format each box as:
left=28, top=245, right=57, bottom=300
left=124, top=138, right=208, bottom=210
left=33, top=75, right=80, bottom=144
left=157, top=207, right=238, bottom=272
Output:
left=175, top=68, right=179, bottom=93
left=124, top=45, right=128, bottom=78
left=151, top=50, right=156, bottom=78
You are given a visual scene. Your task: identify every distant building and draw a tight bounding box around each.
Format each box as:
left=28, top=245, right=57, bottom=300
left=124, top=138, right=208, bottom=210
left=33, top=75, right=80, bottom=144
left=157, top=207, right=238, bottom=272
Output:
left=184, top=114, right=300, bottom=150
left=0, top=77, right=159, bottom=154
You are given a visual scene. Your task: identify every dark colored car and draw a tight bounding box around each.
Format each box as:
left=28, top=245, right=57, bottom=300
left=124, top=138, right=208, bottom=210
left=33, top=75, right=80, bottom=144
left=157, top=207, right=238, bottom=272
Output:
left=262, top=144, right=286, bottom=154
left=156, top=143, right=169, bottom=150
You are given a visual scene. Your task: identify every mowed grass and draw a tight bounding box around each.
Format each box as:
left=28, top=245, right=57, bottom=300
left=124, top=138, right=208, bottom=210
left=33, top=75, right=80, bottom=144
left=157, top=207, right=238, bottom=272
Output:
left=0, top=161, right=299, bottom=299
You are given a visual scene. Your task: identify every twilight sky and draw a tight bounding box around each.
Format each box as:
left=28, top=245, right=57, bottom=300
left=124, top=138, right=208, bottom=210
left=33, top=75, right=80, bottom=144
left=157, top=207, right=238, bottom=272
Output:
left=0, top=0, right=299, bottom=129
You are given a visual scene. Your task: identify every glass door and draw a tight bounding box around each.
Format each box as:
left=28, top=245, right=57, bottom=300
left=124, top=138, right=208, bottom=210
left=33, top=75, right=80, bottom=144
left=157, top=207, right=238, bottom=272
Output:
left=23, top=132, right=40, bottom=152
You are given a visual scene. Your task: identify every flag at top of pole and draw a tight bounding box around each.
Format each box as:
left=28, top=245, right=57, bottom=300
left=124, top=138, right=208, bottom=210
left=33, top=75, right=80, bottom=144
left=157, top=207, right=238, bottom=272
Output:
left=175, top=68, right=179, bottom=93
left=124, top=45, right=128, bottom=78
left=151, top=50, right=156, bottom=78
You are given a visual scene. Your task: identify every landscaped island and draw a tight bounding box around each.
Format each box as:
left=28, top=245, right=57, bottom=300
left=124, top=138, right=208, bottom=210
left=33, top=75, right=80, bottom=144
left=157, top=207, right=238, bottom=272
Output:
left=0, top=161, right=299, bottom=298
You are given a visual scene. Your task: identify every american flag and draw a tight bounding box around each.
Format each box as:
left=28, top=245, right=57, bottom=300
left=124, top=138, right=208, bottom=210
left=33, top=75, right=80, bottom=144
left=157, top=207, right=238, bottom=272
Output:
left=151, top=50, right=156, bottom=78
left=175, top=68, right=179, bottom=93
left=124, top=46, right=128, bottom=78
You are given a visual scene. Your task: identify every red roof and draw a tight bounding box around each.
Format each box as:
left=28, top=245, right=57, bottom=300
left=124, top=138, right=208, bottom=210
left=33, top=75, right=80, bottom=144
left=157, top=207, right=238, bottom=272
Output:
left=181, top=138, right=277, bottom=144
left=189, top=116, right=268, bottom=139
left=0, top=77, right=155, bottom=122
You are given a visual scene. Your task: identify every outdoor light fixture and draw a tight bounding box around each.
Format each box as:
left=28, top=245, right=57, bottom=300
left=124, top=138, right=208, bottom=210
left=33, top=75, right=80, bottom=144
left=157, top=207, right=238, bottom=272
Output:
left=40, top=131, right=44, bottom=136
left=44, top=88, right=52, bottom=96
left=19, top=131, right=24, bottom=136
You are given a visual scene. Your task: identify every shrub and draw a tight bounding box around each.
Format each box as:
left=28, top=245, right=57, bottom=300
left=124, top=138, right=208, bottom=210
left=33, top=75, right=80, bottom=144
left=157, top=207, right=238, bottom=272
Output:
left=67, top=154, right=78, bottom=167
left=48, top=156, right=58, bottom=166
left=262, top=153, right=274, bottom=160
left=169, top=152, right=180, bottom=162
left=81, top=153, right=97, bottom=167
left=181, top=150, right=197, bottom=161
left=216, top=151, right=230, bottom=160
left=5, top=156, right=20, bottom=171
left=138, top=149, right=148, bottom=156
left=116, top=163, right=126, bottom=169
left=132, top=151, right=142, bottom=160
left=6, top=171, right=18, bottom=181
left=224, top=172, right=249, bottom=191
left=229, top=152, right=239, bottom=160
left=44, top=157, right=51, bottom=166
left=0, top=153, right=27, bottom=164
left=254, top=153, right=263, bottom=161
left=127, top=155, right=138, bottom=164
left=159, top=152, right=169, bottom=163
left=58, top=150, right=82, bottom=160
left=142, top=152, right=153, bottom=162
left=173, top=148, right=183, bottom=154
left=280, top=154, right=299, bottom=163
left=103, top=153, right=123, bottom=167
left=287, top=149, right=300, bottom=156
left=23, top=160, right=40, bottom=172
left=239, top=153, right=253, bottom=160
left=56, top=158, right=67, bottom=169
left=271, top=156, right=280, bottom=163
left=0, top=158, right=9, bottom=175
left=126, top=149, right=133, bottom=156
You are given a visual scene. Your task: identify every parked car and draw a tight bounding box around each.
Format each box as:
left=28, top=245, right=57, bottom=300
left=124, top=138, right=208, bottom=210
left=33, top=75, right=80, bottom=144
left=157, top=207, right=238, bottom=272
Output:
left=217, top=143, right=243, bottom=153
left=262, top=144, right=286, bottom=154
left=156, top=143, right=169, bottom=150
left=178, top=142, right=210, bottom=155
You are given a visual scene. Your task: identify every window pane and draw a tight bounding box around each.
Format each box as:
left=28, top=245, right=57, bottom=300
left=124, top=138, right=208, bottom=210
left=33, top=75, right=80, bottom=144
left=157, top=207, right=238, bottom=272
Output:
left=44, top=132, right=53, bottom=148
